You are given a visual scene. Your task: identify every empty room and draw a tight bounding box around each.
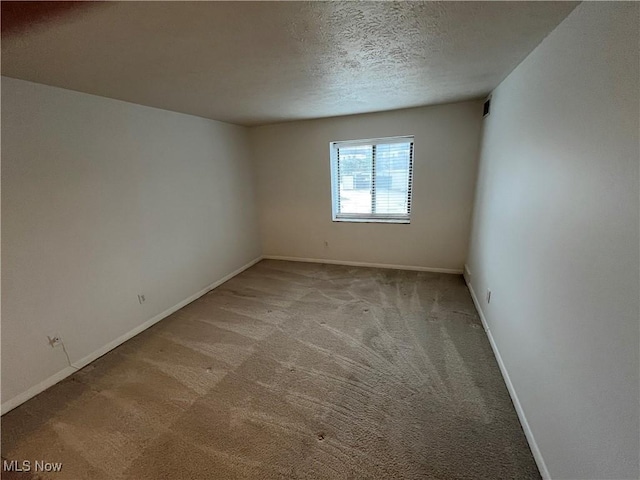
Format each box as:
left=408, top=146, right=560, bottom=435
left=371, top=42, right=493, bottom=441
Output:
left=1, top=1, right=638, bottom=479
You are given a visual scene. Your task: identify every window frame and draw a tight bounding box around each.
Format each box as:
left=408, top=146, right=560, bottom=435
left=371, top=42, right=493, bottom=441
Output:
left=330, top=135, right=415, bottom=224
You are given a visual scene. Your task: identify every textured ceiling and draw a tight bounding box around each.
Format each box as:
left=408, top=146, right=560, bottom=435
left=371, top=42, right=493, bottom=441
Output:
left=1, top=1, right=577, bottom=126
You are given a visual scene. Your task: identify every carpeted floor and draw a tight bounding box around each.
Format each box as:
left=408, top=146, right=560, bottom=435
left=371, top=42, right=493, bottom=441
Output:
left=2, top=260, right=540, bottom=479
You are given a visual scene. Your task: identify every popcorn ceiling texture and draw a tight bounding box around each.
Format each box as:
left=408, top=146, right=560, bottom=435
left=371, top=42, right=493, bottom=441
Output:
left=1, top=1, right=576, bottom=125
left=2, top=261, right=540, bottom=479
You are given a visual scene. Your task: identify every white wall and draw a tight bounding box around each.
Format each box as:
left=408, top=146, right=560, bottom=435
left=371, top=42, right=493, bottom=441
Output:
left=251, top=102, right=483, bottom=271
left=466, top=3, right=639, bottom=479
left=1, top=77, right=261, bottom=410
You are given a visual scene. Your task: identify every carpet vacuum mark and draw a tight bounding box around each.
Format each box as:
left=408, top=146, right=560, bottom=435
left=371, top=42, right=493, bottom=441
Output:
left=2, top=260, right=540, bottom=479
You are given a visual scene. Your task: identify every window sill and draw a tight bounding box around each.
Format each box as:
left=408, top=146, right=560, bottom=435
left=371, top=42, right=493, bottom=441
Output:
left=332, top=217, right=411, bottom=224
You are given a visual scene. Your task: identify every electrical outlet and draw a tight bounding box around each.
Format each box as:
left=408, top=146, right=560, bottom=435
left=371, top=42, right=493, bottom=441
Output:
left=47, top=335, right=62, bottom=348
left=138, top=294, right=146, bottom=304
left=486, top=289, right=492, bottom=304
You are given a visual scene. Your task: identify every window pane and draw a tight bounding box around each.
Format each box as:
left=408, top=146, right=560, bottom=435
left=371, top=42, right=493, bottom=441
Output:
left=338, top=145, right=372, bottom=215
left=374, top=143, right=411, bottom=215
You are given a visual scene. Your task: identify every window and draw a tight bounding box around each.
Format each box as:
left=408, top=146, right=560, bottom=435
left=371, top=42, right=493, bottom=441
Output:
left=330, top=136, right=414, bottom=223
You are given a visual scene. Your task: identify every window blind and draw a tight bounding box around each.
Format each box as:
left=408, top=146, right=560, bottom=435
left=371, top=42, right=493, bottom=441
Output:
left=330, top=136, right=414, bottom=223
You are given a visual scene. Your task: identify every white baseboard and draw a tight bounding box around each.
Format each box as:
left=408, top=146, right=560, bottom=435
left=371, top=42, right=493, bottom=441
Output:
left=464, top=271, right=551, bottom=480
left=1, top=256, right=263, bottom=415
left=2, top=255, right=549, bottom=479
left=464, top=264, right=472, bottom=282
left=0, top=366, right=79, bottom=416
left=263, top=255, right=463, bottom=274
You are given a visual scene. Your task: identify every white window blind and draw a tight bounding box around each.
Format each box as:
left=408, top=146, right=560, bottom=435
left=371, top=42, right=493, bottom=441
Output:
left=330, top=136, right=414, bottom=223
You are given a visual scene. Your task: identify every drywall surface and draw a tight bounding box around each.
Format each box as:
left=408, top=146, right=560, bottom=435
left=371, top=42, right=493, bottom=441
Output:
left=466, top=3, right=639, bottom=479
left=1, top=77, right=261, bottom=407
left=251, top=102, right=483, bottom=271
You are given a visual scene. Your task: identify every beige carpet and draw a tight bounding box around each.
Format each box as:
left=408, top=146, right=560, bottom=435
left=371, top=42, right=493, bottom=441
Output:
left=2, top=260, right=540, bottom=479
